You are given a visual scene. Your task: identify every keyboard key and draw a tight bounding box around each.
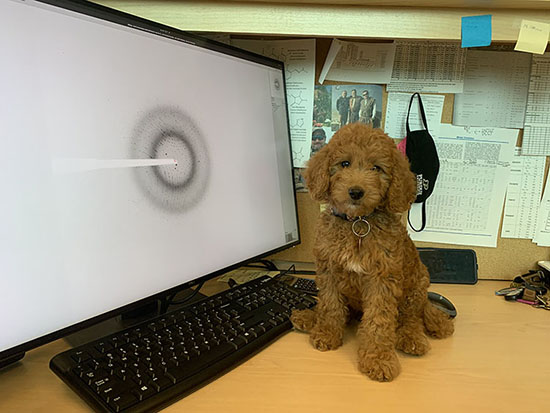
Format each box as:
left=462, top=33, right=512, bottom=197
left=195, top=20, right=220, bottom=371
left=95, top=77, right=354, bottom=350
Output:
left=108, top=392, right=139, bottom=412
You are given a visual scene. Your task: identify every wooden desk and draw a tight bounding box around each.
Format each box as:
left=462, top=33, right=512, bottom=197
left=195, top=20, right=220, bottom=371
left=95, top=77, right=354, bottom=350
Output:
left=1, top=280, right=549, bottom=412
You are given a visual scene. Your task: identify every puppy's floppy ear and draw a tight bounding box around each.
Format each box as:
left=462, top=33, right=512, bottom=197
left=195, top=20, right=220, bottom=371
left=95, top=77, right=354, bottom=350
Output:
left=385, top=144, right=417, bottom=213
left=303, top=147, right=331, bottom=202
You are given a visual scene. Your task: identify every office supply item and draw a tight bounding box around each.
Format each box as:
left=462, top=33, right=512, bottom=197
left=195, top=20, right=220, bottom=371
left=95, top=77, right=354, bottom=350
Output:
left=278, top=274, right=318, bottom=295
left=50, top=276, right=316, bottom=412
left=427, top=292, right=457, bottom=318
left=384, top=92, right=444, bottom=140
left=409, top=124, right=518, bottom=247
left=231, top=38, right=316, bottom=167
left=514, top=19, right=550, bottom=55
left=522, top=52, right=550, bottom=156
left=501, top=148, right=545, bottom=239
left=318, top=39, right=396, bottom=85
left=387, top=41, right=466, bottom=93
left=453, top=50, right=531, bottom=129
left=1, top=0, right=298, bottom=392
left=461, top=15, right=492, bottom=48
left=418, top=248, right=478, bottom=284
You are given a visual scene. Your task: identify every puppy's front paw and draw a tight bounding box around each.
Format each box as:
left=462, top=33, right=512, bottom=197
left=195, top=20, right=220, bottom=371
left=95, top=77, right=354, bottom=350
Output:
left=290, top=309, right=316, bottom=332
left=396, top=330, right=431, bottom=356
left=357, top=349, right=400, bottom=382
left=309, top=329, right=342, bottom=351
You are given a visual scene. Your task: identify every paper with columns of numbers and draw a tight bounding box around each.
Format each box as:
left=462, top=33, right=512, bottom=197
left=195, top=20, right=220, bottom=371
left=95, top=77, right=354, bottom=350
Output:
left=408, top=124, right=518, bottom=248
left=384, top=92, right=445, bottom=139
left=453, top=50, right=531, bottom=129
left=533, top=175, right=550, bottom=246
left=319, top=39, right=396, bottom=85
left=501, top=147, right=546, bottom=239
left=522, top=53, right=550, bottom=155
left=231, top=38, right=316, bottom=167
left=387, top=41, right=466, bottom=93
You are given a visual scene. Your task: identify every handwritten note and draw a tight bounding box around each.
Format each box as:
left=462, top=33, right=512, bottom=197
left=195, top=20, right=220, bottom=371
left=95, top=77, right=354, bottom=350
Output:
left=515, top=19, right=550, bottom=54
left=461, top=15, right=492, bottom=48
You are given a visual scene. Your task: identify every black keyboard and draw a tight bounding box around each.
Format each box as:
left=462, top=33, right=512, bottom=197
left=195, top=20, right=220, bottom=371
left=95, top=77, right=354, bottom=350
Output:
left=50, top=276, right=316, bottom=412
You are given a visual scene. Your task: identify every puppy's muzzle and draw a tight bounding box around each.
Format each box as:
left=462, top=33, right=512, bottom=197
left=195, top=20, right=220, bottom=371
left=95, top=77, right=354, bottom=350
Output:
left=348, top=187, right=365, bottom=200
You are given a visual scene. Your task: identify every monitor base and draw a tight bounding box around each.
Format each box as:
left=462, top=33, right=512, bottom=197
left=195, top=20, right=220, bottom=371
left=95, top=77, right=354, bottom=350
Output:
left=0, top=351, right=25, bottom=370
left=65, top=290, right=207, bottom=348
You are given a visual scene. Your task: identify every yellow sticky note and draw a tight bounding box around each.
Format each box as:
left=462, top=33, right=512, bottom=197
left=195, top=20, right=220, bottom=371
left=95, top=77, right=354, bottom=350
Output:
left=515, top=19, right=550, bottom=54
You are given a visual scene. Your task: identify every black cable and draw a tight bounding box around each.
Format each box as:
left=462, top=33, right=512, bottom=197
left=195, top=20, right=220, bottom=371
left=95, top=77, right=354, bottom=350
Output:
left=159, top=281, right=206, bottom=314
left=168, top=281, right=205, bottom=305
left=243, top=259, right=279, bottom=271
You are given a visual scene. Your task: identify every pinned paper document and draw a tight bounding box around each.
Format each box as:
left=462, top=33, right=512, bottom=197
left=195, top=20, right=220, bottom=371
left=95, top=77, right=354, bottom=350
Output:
left=318, top=39, right=396, bottom=85
left=461, top=15, right=492, bottom=48
left=514, top=20, right=550, bottom=54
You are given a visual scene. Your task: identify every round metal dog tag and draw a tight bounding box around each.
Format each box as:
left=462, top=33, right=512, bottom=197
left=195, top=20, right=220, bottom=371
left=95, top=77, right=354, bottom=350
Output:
left=351, top=217, right=371, bottom=238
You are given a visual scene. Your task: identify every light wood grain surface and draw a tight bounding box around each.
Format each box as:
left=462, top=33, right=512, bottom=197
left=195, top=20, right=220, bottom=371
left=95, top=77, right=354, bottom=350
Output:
left=1, top=280, right=549, bottom=412
left=95, top=0, right=550, bottom=41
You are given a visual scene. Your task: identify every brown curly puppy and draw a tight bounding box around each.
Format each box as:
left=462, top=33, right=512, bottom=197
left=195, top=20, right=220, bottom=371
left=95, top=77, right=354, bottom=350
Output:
left=291, top=123, right=454, bottom=382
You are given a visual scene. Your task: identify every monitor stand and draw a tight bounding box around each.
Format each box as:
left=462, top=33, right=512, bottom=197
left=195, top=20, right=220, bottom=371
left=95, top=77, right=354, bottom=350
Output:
left=65, top=289, right=207, bottom=348
left=0, top=352, right=25, bottom=370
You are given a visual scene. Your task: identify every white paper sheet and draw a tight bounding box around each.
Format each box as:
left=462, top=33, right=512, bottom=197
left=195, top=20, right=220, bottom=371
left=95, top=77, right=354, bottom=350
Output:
left=533, top=175, right=550, bottom=246
left=501, top=148, right=546, bottom=239
left=319, top=39, right=396, bottom=85
left=387, top=41, right=466, bottom=93
left=522, top=53, right=550, bottom=156
left=408, top=124, right=519, bottom=248
left=232, top=38, right=315, bottom=167
left=384, top=93, right=444, bottom=139
left=453, top=50, right=531, bottom=129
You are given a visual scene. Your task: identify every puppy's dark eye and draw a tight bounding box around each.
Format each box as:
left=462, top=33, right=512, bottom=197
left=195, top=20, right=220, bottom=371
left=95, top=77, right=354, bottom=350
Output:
left=341, top=161, right=350, bottom=168
left=371, top=165, right=381, bottom=171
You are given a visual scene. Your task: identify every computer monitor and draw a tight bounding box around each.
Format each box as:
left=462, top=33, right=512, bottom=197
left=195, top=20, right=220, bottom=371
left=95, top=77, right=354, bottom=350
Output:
left=0, top=0, right=299, bottom=366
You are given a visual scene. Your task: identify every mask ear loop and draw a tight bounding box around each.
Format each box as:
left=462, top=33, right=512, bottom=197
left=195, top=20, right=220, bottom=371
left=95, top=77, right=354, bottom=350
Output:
left=408, top=201, right=426, bottom=232
left=406, top=92, right=430, bottom=134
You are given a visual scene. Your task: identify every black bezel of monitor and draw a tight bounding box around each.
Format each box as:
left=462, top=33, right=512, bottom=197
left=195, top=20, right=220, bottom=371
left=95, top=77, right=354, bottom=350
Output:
left=0, top=0, right=300, bottom=366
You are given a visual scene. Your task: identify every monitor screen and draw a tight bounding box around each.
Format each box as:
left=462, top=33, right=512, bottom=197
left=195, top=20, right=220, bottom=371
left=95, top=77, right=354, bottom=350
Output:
left=0, top=0, right=299, bottom=361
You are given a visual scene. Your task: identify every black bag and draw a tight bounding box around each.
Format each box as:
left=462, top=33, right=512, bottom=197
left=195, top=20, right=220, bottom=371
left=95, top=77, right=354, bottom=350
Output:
left=405, top=93, right=440, bottom=232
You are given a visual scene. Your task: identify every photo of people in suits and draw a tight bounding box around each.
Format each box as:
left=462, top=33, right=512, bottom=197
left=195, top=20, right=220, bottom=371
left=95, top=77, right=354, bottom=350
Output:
left=331, top=84, right=382, bottom=131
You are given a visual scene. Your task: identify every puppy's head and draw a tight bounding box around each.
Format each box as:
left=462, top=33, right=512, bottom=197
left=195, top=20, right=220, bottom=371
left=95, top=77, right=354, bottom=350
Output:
left=304, top=124, right=416, bottom=216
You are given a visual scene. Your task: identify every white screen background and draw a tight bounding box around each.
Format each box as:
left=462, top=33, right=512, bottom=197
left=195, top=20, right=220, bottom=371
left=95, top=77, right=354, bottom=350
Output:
left=0, top=0, right=297, bottom=353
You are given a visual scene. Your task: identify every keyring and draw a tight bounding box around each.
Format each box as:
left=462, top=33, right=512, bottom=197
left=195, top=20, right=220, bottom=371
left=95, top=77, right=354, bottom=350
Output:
left=352, top=217, right=371, bottom=238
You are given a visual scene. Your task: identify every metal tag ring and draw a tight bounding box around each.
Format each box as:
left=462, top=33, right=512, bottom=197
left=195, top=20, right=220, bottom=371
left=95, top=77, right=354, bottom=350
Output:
left=352, top=217, right=371, bottom=238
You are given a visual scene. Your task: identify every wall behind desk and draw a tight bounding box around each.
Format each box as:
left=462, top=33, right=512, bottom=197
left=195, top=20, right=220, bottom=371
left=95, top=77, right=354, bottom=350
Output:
left=269, top=38, right=550, bottom=280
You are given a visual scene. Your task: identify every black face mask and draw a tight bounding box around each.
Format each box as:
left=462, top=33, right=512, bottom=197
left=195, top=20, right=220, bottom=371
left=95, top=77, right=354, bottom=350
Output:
left=405, top=93, right=440, bottom=232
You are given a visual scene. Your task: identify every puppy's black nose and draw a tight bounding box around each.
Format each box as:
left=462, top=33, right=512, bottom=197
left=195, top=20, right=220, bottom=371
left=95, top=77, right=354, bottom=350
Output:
left=348, top=187, right=364, bottom=200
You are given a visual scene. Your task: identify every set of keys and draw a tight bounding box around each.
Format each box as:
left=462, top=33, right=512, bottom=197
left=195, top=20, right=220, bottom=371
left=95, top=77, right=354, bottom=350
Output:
left=495, top=270, right=550, bottom=310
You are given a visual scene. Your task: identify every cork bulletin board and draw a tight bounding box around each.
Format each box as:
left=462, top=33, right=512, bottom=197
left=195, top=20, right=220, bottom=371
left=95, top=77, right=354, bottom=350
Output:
left=270, top=38, right=550, bottom=280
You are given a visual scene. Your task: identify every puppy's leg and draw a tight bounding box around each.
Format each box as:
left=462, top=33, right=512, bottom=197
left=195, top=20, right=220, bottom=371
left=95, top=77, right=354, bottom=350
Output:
left=396, top=290, right=431, bottom=356
left=356, top=277, right=401, bottom=382
left=423, top=301, right=454, bottom=339
left=307, top=273, right=348, bottom=351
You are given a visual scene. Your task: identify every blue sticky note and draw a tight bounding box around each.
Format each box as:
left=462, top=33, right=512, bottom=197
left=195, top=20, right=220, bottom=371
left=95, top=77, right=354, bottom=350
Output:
left=461, top=15, right=492, bottom=48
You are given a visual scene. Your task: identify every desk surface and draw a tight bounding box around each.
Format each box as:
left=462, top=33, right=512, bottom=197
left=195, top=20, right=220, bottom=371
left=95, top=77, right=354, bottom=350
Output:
left=1, top=280, right=549, bottom=413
